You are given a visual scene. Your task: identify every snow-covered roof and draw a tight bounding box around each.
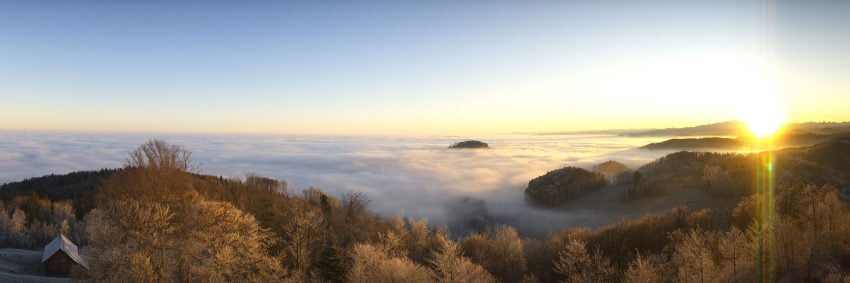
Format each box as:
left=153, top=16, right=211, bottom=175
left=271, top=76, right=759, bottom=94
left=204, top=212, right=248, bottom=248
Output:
left=42, top=235, right=88, bottom=268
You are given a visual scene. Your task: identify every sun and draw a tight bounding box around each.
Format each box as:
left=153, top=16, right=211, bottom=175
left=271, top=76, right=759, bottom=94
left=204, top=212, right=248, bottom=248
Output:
left=732, top=69, right=786, bottom=139
left=745, top=115, right=785, bottom=138
left=740, top=101, right=786, bottom=138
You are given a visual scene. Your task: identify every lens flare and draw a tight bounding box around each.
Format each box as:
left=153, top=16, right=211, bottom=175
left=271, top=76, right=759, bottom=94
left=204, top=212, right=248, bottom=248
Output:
left=754, top=149, right=776, bottom=282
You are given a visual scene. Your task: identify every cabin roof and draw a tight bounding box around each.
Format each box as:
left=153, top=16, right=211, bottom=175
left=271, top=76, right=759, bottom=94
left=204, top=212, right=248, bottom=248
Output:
left=42, top=234, right=88, bottom=268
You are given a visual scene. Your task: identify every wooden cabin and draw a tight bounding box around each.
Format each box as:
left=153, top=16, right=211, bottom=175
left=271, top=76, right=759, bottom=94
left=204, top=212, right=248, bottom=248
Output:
left=42, top=235, right=88, bottom=276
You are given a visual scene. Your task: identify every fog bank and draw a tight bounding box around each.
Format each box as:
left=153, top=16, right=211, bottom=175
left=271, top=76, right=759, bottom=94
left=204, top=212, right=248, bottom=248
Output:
left=0, top=131, right=675, bottom=235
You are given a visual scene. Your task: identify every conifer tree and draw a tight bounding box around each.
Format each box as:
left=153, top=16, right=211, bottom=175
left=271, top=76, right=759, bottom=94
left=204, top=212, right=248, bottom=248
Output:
left=318, top=231, right=346, bottom=283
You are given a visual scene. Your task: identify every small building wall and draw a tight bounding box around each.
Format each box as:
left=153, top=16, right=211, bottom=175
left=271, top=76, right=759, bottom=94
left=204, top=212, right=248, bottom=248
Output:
left=44, top=251, right=76, bottom=276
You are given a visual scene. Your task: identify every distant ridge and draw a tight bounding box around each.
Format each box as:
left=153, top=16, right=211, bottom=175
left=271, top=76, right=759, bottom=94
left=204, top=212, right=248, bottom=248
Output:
left=531, top=121, right=850, bottom=138
left=531, top=128, right=646, bottom=136
left=640, top=131, right=850, bottom=150
left=627, top=121, right=850, bottom=137
left=625, top=121, right=747, bottom=137
left=640, top=137, right=745, bottom=150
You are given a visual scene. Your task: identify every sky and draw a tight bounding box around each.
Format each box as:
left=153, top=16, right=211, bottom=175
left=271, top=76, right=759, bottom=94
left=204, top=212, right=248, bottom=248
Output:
left=1, top=1, right=849, bottom=135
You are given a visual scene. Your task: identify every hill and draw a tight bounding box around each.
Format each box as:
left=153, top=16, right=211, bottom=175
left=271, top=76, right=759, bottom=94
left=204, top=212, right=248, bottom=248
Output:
left=626, top=136, right=850, bottom=200
left=0, top=169, right=118, bottom=219
left=525, top=167, right=607, bottom=206
left=449, top=140, right=489, bottom=149
left=527, top=136, right=850, bottom=207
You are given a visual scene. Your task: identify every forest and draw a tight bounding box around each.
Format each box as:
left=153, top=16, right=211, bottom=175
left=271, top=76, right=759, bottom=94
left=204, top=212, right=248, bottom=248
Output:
left=2, top=139, right=850, bottom=282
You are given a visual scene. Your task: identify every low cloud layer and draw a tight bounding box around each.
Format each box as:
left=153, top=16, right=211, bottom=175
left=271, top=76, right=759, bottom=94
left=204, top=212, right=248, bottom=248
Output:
left=0, top=131, right=674, bottom=235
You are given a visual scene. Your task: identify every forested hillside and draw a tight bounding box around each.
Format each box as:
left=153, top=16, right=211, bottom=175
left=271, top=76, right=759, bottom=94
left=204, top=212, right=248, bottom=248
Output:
left=620, top=137, right=850, bottom=201
left=2, top=139, right=850, bottom=282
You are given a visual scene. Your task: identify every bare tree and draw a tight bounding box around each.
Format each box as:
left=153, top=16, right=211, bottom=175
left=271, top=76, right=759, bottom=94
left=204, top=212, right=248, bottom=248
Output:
left=127, top=139, right=196, bottom=172
left=245, top=174, right=291, bottom=197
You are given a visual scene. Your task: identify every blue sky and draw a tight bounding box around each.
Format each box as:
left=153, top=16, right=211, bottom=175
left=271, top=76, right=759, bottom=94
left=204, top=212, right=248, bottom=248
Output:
left=1, top=1, right=849, bottom=135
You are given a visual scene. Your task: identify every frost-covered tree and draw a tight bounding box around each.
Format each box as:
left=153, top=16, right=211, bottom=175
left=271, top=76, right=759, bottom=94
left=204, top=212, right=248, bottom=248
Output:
left=281, top=204, right=323, bottom=273
left=428, top=233, right=496, bottom=283
left=83, top=199, right=177, bottom=282
left=622, top=253, right=662, bottom=283
left=0, top=204, right=31, bottom=247
left=180, top=200, right=283, bottom=282
left=405, top=217, right=432, bottom=263
left=717, top=227, right=754, bottom=282
left=672, top=230, right=718, bottom=283
left=552, top=239, right=617, bottom=283
left=85, top=199, right=284, bottom=282
left=378, top=230, right=407, bottom=258
left=461, top=226, right=529, bottom=282
left=348, top=243, right=433, bottom=283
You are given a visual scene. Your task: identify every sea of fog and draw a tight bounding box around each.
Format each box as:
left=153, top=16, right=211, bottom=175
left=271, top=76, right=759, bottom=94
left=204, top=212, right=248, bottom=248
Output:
left=0, top=132, right=679, bottom=235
